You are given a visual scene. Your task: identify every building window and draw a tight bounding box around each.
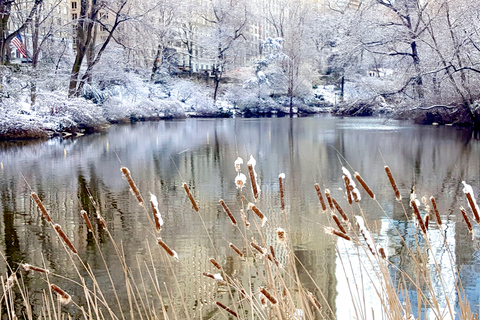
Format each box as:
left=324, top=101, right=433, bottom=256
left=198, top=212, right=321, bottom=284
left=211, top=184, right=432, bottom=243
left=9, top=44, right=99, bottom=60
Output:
left=72, top=2, right=77, bottom=9
left=72, top=13, right=77, bottom=20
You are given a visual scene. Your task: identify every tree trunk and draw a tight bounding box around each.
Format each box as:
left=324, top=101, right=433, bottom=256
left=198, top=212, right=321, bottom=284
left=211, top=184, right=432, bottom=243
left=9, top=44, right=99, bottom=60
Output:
left=150, top=44, right=162, bottom=82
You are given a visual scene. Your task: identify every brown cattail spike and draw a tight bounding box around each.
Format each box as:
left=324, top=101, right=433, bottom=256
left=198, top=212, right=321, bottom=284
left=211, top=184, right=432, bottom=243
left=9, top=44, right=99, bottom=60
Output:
left=354, top=172, right=375, bottom=199
left=279, top=173, right=285, bottom=210
left=385, top=166, right=401, bottom=201
left=248, top=203, right=267, bottom=227
left=229, top=243, right=244, bottom=257
left=54, top=224, right=78, bottom=254
left=22, top=264, right=50, bottom=275
left=332, top=197, right=348, bottom=222
left=325, top=189, right=334, bottom=210
left=430, top=197, right=442, bottom=225
left=343, top=175, right=353, bottom=205
left=332, top=214, right=346, bottom=234
left=209, top=258, right=222, bottom=270
left=121, top=167, right=144, bottom=206
left=216, top=301, right=239, bottom=318
left=461, top=206, right=473, bottom=233
left=31, top=192, right=52, bottom=223
left=247, top=155, right=260, bottom=200
left=325, top=227, right=351, bottom=241
left=50, top=284, right=72, bottom=305
left=411, top=200, right=427, bottom=234
left=81, top=210, right=93, bottom=233
left=277, top=227, right=286, bottom=244
left=151, top=194, right=163, bottom=232
left=183, top=183, right=199, bottom=212
left=466, top=193, right=480, bottom=224
left=157, top=237, right=179, bottom=260
left=250, top=241, right=265, bottom=254
left=219, top=199, right=236, bottom=225
left=259, top=287, right=278, bottom=304
left=424, top=214, right=430, bottom=231
left=378, top=247, right=386, bottom=259
left=314, top=183, right=327, bottom=211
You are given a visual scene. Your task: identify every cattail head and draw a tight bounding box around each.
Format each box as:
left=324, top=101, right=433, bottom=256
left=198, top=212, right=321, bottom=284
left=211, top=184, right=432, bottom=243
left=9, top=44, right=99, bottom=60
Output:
left=332, top=197, right=348, bottom=222
left=183, top=183, right=199, bottom=212
left=216, top=301, right=238, bottom=318
left=121, top=166, right=144, bottom=206
left=277, top=227, right=286, bottom=244
left=54, top=224, right=78, bottom=254
left=378, top=247, right=386, bottom=259
left=50, top=284, right=72, bottom=305
left=462, top=181, right=480, bottom=223
left=461, top=206, right=473, bottom=234
left=157, top=237, right=179, bottom=261
left=325, top=189, right=334, bottom=210
left=234, top=157, right=243, bottom=172
left=31, top=192, right=52, bottom=223
left=250, top=241, right=265, bottom=255
left=247, top=156, right=260, bottom=199
left=229, top=243, right=244, bottom=258
left=219, top=199, right=237, bottom=225
left=430, top=196, right=442, bottom=225
left=314, top=183, right=327, bottom=211
left=209, top=258, right=222, bottom=270
left=279, top=173, right=285, bottom=210
left=385, top=166, right=401, bottom=201
left=235, top=173, right=247, bottom=190
left=332, top=214, right=346, bottom=234
left=22, top=264, right=49, bottom=275
left=411, top=200, right=427, bottom=234
left=81, top=210, right=93, bottom=233
left=259, top=287, right=277, bottom=304
left=354, top=172, right=375, bottom=199
left=324, top=227, right=351, bottom=241
left=150, top=193, right=163, bottom=232
left=248, top=203, right=267, bottom=227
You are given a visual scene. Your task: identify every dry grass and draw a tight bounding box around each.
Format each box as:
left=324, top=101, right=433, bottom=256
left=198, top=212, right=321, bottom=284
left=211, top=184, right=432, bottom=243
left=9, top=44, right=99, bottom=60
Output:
left=1, top=156, right=479, bottom=320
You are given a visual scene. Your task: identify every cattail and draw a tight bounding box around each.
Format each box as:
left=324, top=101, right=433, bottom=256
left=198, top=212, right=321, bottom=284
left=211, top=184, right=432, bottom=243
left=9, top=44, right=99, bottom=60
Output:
left=385, top=166, right=401, bottom=201
left=54, top=224, right=78, bottom=254
left=209, top=258, right=222, bottom=270
left=150, top=194, right=163, bottom=232
left=250, top=241, right=265, bottom=254
left=411, top=200, right=427, bottom=234
left=240, top=209, right=250, bottom=228
left=216, top=301, right=239, bottom=318
left=81, top=210, right=93, bottom=233
left=269, top=245, right=276, bottom=259
left=378, top=247, right=386, bottom=259
left=234, top=157, right=243, bottom=172
left=22, top=264, right=49, bottom=275
left=430, top=196, right=442, bottom=225
left=462, top=181, right=480, bottom=223
left=50, top=284, right=72, bottom=304
left=279, top=173, right=285, bottom=210
left=276, top=227, right=286, bottom=244
left=99, top=216, right=107, bottom=229
left=259, top=287, right=277, bottom=304
left=332, top=197, right=348, bottom=222
left=219, top=199, right=236, bottom=225
left=229, top=243, right=244, bottom=257
left=354, top=172, right=375, bottom=199
left=325, top=189, right=334, bottom=210
left=324, top=227, right=351, bottom=241
left=203, top=272, right=224, bottom=282
left=424, top=214, right=430, bottom=231
left=314, top=183, right=327, bottom=211
left=89, top=195, right=101, bottom=218
left=307, top=291, right=322, bottom=311
left=248, top=203, right=267, bottom=227
left=247, top=155, right=260, bottom=200
left=332, top=214, right=346, bottom=234
left=157, top=237, right=179, bottom=261
left=235, top=173, right=247, bottom=190
left=183, top=183, right=199, bottom=212
left=356, top=216, right=376, bottom=255
left=121, top=167, right=144, bottom=206
left=344, top=175, right=353, bottom=205
left=461, top=206, right=473, bottom=233
left=31, top=192, right=52, bottom=223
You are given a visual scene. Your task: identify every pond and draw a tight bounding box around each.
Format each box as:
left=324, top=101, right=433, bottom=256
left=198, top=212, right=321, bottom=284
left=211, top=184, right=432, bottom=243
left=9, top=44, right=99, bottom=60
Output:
left=0, top=116, right=479, bottom=319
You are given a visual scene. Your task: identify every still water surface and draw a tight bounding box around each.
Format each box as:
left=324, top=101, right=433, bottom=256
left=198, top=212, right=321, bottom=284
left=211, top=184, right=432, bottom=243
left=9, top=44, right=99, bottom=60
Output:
left=0, top=116, right=479, bottom=318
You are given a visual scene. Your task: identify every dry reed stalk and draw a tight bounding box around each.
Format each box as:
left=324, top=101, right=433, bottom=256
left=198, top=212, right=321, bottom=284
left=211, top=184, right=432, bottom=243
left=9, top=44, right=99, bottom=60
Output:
left=325, top=227, right=351, bottom=241
left=314, top=183, right=327, bottom=211
left=332, top=197, right=348, bottom=222
left=276, top=228, right=286, bottom=244
left=157, top=237, right=179, bottom=261
left=22, top=264, right=49, bottom=275
left=354, top=172, right=375, bottom=199
left=248, top=164, right=259, bottom=200
left=460, top=206, right=473, bottom=233
left=121, top=167, right=144, bottom=206
left=4, top=274, right=16, bottom=290
left=50, top=284, right=71, bottom=304
left=430, top=196, right=442, bottom=225
left=81, top=210, right=93, bottom=233
left=54, top=224, right=78, bottom=254
left=99, top=216, right=107, bottom=229
left=182, top=183, right=199, bottom=212
left=343, top=175, right=353, bottom=205
left=240, top=209, right=250, bottom=228
left=209, top=258, right=222, bottom=270
left=410, top=200, right=427, bottom=234
left=248, top=203, right=267, bottom=227
left=378, top=247, right=386, bottom=259
left=219, top=199, right=236, bottom=225
left=250, top=241, right=265, bottom=255
left=31, top=192, right=52, bottom=223
left=216, top=301, right=239, bottom=318
left=385, top=166, right=401, bottom=201
left=229, top=243, right=244, bottom=258
left=332, top=214, right=346, bottom=234
left=279, top=173, right=285, bottom=210
left=259, top=287, right=277, bottom=304
left=325, top=189, right=334, bottom=210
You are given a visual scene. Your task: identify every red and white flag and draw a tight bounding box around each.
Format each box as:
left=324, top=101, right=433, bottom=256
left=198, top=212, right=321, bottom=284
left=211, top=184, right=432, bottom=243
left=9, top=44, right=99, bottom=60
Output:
left=10, top=34, right=27, bottom=58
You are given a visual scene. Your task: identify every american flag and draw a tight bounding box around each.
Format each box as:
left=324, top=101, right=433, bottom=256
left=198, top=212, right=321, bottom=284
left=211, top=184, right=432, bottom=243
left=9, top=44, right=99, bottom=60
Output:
left=10, top=34, right=27, bottom=58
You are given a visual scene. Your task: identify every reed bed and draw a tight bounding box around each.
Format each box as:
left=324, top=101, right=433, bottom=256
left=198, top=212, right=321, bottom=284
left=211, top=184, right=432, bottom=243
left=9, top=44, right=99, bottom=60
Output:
left=2, top=155, right=480, bottom=320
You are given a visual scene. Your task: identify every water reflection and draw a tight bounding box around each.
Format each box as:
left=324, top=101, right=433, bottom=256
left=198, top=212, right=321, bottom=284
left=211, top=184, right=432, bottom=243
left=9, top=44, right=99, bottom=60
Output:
left=0, top=117, right=478, bottom=318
